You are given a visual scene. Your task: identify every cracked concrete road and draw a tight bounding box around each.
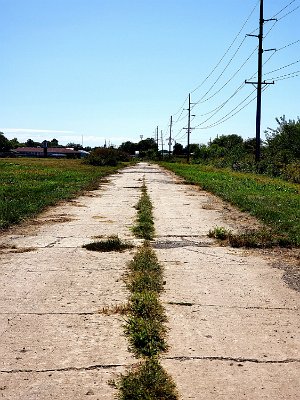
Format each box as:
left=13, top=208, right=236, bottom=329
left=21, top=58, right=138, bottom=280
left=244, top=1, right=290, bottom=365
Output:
left=0, top=162, right=299, bottom=399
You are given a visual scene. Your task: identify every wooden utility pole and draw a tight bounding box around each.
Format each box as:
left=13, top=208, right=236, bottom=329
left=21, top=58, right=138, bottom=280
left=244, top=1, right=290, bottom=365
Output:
left=255, top=0, right=264, bottom=162
left=246, top=0, right=275, bottom=162
left=169, top=115, right=172, bottom=158
left=185, top=94, right=195, bottom=163
left=187, top=94, right=191, bottom=163
left=161, top=130, right=164, bottom=157
left=156, top=126, right=159, bottom=151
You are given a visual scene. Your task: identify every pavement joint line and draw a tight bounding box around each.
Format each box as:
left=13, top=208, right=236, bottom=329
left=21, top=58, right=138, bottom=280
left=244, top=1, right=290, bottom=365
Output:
left=165, top=302, right=299, bottom=311
left=162, top=356, right=300, bottom=364
left=0, top=312, right=96, bottom=315
left=0, top=363, right=126, bottom=374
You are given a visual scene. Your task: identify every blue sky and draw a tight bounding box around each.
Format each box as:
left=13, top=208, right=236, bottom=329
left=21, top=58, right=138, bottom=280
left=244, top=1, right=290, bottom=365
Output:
left=0, top=0, right=299, bottom=148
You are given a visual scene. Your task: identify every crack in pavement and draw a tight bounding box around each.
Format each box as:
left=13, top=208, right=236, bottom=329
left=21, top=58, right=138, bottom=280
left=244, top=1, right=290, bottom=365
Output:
left=0, top=363, right=126, bottom=374
left=0, top=312, right=96, bottom=315
left=166, top=302, right=299, bottom=311
left=163, top=356, right=300, bottom=364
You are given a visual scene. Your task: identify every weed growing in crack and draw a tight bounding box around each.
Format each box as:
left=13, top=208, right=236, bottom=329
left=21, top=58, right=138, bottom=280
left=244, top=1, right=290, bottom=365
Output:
left=124, top=243, right=167, bottom=356
left=111, top=358, right=178, bottom=400
left=83, top=235, right=133, bottom=252
left=112, top=179, right=178, bottom=399
left=132, top=181, right=155, bottom=240
left=125, top=316, right=167, bottom=357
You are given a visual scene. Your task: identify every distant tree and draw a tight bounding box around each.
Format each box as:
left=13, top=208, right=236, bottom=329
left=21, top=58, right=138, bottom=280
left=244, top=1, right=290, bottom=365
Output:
left=211, top=134, right=243, bottom=149
left=119, top=141, right=138, bottom=154
left=173, top=142, right=183, bottom=155
left=50, top=138, right=59, bottom=147
left=137, top=138, right=158, bottom=152
left=9, top=137, right=21, bottom=149
left=0, top=132, right=12, bottom=152
left=187, top=143, right=200, bottom=154
left=26, top=138, right=36, bottom=147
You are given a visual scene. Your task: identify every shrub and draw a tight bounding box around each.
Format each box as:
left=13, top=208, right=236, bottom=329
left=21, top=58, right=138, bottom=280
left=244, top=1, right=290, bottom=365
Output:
left=84, top=147, right=130, bottom=166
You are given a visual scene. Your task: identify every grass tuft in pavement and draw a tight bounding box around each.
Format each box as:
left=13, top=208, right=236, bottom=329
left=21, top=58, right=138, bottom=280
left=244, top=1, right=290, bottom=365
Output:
left=83, top=235, right=133, bottom=252
left=132, top=180, right=155, bottom=240
left=209, top=226, right=292, bottom=248
left=112, top=358, right=178, bottom=400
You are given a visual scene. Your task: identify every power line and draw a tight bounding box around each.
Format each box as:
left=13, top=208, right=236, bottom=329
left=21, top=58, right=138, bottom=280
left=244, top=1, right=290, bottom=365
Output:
left=195, top=86, right=269, bottom=131
left=190, top=0, right=260, bottom=95
left=271, top=70, right=300, bottom=81
left=272, top=0, right=297, bottom=18
left=194, top=87, right=257, bottom=129
left=264, top=59, right=300, bottom=76
left=192, top=46, right=258, bottom=107
left=277, top=5, right=300, bottom=20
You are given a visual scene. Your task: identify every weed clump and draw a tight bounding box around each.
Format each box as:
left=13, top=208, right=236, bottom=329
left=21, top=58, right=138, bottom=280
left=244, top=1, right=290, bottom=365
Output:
left=132, top=182, right=155, bottom=240
left=113, top=180, right=178, bottom=399
left=208, top=226, right=292, bottom=248
left=83, top=235, right=133, bottom=252
left=112, top=358, right=178, bottom=400
left=208, top=226, right=231, bottom=240
left=124, top=244, right=167, bottom=356
left=125, top=317, right=167, bottom=357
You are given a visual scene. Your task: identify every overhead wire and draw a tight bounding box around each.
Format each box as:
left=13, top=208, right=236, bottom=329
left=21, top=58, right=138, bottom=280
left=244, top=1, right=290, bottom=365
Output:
left=190, top=0, right=260, bottom=95
left=164, top=0, right=299, bottom=143
left=166, top=0, right=260, bottom=136
left=195, top=86, right=270, bottom=130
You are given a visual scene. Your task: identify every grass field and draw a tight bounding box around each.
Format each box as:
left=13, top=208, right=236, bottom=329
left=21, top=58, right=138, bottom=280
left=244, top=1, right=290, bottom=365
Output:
left=0, top=158, right=122, bottom=229
left=161, top=163, right=300, bottom=247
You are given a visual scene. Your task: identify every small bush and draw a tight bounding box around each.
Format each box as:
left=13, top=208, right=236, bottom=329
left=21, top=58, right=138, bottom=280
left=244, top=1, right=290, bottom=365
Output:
left=84, top=147, right=130, bottom=166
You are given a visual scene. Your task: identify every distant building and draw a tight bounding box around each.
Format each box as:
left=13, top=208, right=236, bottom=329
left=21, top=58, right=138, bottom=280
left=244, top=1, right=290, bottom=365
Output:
left=14, top=147, right=88, bottom=159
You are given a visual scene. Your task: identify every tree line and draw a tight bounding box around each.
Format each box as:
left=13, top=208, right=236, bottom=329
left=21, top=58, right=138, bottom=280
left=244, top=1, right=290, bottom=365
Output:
left=1, top=116, right=299, bottom=182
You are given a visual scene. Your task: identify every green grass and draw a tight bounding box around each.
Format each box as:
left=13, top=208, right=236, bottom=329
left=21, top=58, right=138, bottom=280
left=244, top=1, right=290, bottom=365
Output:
left=83, top=235, right=133, bottom=252
left=0, top=158, right=123, bottom=229
left=132, top=181, right=155, bottom=240
left=125, top=244, right=167, bottom=357
left=161, top=163, right=300, bottom=247
left=111, top=358, right=178, bottom=400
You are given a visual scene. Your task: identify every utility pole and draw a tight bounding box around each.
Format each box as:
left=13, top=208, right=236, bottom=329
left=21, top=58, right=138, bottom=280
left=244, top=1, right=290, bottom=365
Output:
left=246, top=0, right=275, bottom=163
left=187, top=94, right=191, bottom=163
left=161, top=130, right=164, bottom=158
left=168, top=115, right=172, bottom=158
left=184, top=94, right=195, bottom=163
left=156, top=126, right=159, bottom=151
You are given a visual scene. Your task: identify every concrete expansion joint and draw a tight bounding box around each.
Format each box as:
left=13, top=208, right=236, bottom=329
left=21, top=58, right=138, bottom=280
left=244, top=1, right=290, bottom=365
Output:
left=0, top=363, right=126, bottom=374
left=163, top=356, right=300, bottom=364
left=169, top=303, right=299, bottom=312
left=0, top=312, right=96, bottom=315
